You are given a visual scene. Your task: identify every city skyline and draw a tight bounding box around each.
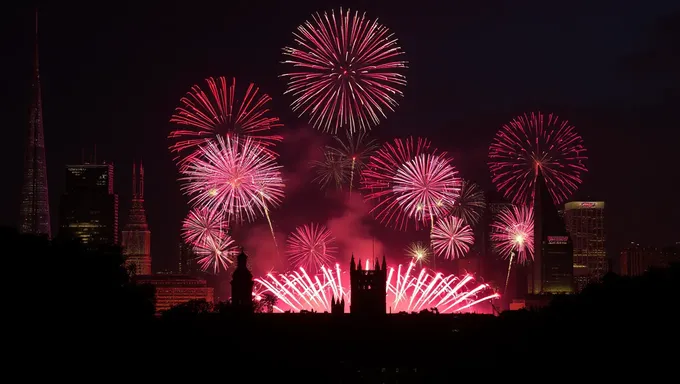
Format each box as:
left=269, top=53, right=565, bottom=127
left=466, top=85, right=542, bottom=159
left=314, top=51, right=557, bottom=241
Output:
left=1, top=4, right=678, bottom=273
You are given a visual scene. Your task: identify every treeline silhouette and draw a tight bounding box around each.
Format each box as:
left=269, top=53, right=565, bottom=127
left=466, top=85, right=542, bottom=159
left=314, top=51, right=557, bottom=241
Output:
left=8, top=228, right=676, bottom=380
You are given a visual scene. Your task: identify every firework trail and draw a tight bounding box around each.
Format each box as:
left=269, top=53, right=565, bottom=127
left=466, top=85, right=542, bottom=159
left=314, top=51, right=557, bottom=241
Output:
left=169, top=77, right=282, bottom=166
left=405, top=242, right=431, bottom=266
left=286, top=223, right=338, bottom=274
left=491, top=205, right=535, bottom=294
left=361, top=137, right=437, bottom=231
left=326, top=131, right=379, bottom=195
left=310, top=150, right=350, bottom=191
left=445, top=180, right=487, bottom=226
left=430, top=216, right=475, bottom=260
left=488, top=112, right=587, bottom=205
left=254, top=262, right=499, bottom=313
left=180, top=135, right=284, bottom=246
left=281, top=8, right=408, bottom=133
left=393, top=153, right=461, bottom=226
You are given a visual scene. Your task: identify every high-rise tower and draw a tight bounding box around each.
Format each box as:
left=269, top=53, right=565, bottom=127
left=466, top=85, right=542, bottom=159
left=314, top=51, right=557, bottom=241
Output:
left=530, top=168, right=574, bottom=294
left=19, top=12, right=51, bottom=238
left=122, top=162, right=151, bottom=275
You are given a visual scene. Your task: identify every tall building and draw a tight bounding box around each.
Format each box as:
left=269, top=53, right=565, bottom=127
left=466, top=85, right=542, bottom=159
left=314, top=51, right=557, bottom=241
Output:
left=350, top=255, right=387, bottom=314
left=19, top=13, right=51, bottom=239
left=121, top=162, right=151, bottom=275
left=178, top=241, right=199, bottom=275
left=231, top=250, right=254, bottom=313
left=530, top=168, right=574, bottom=294
left=58, top=163, right=118, bottom=247
left=134, top=274, right=214, bottom=313
left=564, top=201, right=607, bottom=292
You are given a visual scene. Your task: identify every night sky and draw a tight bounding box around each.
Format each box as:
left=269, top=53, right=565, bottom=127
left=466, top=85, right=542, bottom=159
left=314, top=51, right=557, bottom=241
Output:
left=2, top=1, right=678, bottom=274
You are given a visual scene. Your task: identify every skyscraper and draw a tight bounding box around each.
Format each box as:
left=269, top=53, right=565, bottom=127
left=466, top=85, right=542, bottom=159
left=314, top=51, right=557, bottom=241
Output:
left=122, top=162, right=151, bottom=275
left=59, top=163, right=118, bottom=247
left=19, top=12, right=51, bottom=238
left=564, top=201, right=607, bottom=291
left=530, top=168, right=574, bottom=294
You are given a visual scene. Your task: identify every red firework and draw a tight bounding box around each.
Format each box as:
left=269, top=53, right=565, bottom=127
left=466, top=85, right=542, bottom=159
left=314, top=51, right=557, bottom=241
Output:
left=393, top=153, right=461, bottom=225
left=361, top=137, right=436, bottom=230
left=490, top=205, right=534, bottom=264
left=281, top=8, right=408, bottom=133
left=430, top=216, right=475, bottom=260
left=180, top=135, right=285, bottom=223
left=169, top=77, right=282, bottom=165
left=286, top=223, right=337, bottom=273
left=488, top=112, right=587, bottom=205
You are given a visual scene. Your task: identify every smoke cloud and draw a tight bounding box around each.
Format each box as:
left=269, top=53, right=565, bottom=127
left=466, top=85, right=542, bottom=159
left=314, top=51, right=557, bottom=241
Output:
left=326, top=192, right=385, bottom=265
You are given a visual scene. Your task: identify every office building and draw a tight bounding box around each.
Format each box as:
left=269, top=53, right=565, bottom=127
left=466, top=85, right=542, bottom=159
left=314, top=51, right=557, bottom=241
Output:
left=134, top=274, right=214, bottom=313
left=564, top=201, right=607, bottom=291
left=530, top=168, right=574, bottom=294
left=58, top=163, right=118, bottom=247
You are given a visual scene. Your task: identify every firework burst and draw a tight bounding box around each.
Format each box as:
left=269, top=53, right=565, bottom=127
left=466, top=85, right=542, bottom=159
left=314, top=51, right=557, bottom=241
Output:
left=254, top=263, right=499, bottom=314
left=430, top=216, right=475, bottom=260
left=393, top=153, right=461, bottom=225
left=488, top=112, right=587, bottom=205
left=326, top=130, right=379, bottom=193
left=286, top=223, right=337, bottom=273
left=194, top=232, right=238, bottom=274
left=310, top=150, right=350, bottom=190
left=445, top=180, right=486, bottom=226
left=180, top=135, right=284, bottom=223
left=405, top=242, right=431, bottom=265
left=281, top=8, right=408, bottom=133
left=181, top=207, right=228, bottom=246
left=361, top=137, right=436, bottom=230
left=490, top=205, right=534, bottom=263
left=169, top=76, right=282, bottom=165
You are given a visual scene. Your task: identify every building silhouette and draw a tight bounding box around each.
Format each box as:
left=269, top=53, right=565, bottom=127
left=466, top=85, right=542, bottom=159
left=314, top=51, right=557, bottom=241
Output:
left=19, top=12, right=51, bottom=239
left=231, top=249, right=254, bottom=312
left=178, top=241, right=199, bottom=275
left=121, top=162, right=151, bottom=275
left=134, top=274, right=214, bottom=313
left=331, top=295, right=346, bottom=314
left=564, top=200, right=607, bottom=291
left=349, top=255, right=387, bottom=314
left=530, top=168, right=574, bottom=294
left=58, top=162, right=119, bottom=247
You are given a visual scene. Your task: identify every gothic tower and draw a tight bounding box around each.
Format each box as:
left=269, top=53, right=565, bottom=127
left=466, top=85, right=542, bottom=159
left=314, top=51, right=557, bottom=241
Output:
left=122, top=162, right=151, bottom=275
left=231, top=249, right=254, bottom=313
left=349, top=254, right=387, bottom=314
left=19, top=11, right=51, bottom=238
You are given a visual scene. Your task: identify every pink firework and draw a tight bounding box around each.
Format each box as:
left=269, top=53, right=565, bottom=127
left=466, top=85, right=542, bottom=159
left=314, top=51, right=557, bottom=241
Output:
left=445, top=180, right=487, bottom=226
left=361, top=137, right=436, bottom=230
left=254, top=262, right=499, bottom=314
left=286, top=223, right=337, bottom=273
left=488, top=112, right=587, bottom=205
left=393, top=153, right=461, bottom=225
left=490, top=205, right=534, bottom=264
left=430, top=216, right=475, bottom=259
left=180, top=135, right=284, bottom=223
left=194, top=232, right=238, bottom=274
left=181, top=207, right=228, bottom=247
left=281, top=8, right=408, bottom=133
left=169, top=76, right=282, bottom=165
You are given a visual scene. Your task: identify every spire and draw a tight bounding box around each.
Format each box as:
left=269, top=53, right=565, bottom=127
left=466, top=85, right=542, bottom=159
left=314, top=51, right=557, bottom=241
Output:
left=357, top=259, right=362, bottom=271
left=139, top=160, right=145, bottom=199
left=374, top=257, right=379, bottom=271
left=19, top=9, right=51, bottom=238
left=350, top=254, right=356, bottom=271
left=132, top=162, right=137, bottom=198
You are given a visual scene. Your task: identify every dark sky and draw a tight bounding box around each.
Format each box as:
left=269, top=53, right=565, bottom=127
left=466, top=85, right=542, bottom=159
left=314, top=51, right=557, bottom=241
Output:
left=1, top=1, right=678, bottom=273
